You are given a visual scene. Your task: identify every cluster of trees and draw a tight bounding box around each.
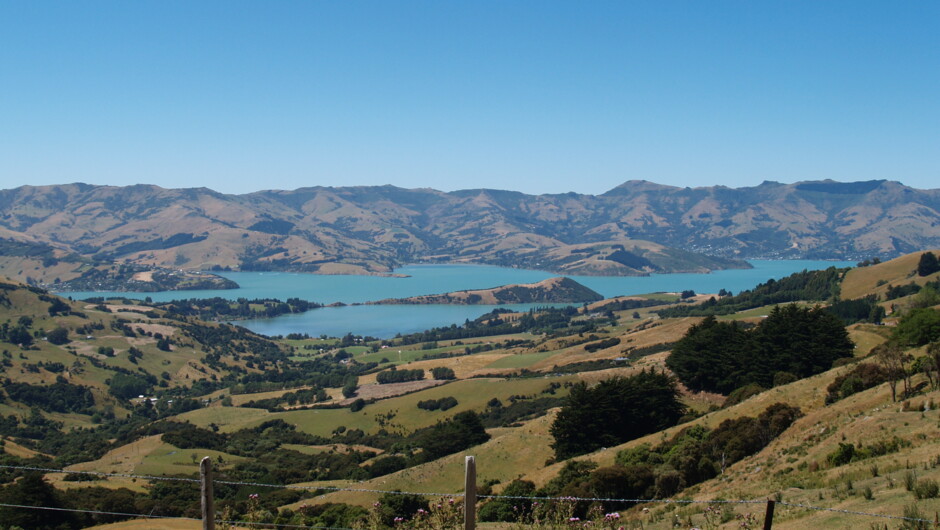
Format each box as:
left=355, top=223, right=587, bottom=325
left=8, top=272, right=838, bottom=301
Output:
left=108, top=373, right=155, bottom=400
left=231, top=357, right=368, bottom=395
left=241, top=387, right=329, bottom=410
left=870, top=307, right=940, bottom=401
left=825, top=363, right=891, bottom=404
left=430, top=366, right=455, bottom=380
left=893, top=308, right=940, bottom=347
left=391, top=306, right=607, bottom=347
left=179, top=320, right=286, bottom=362
left=550, top=371, right=684, bottom=460
left=0, top=320, right=34, bottom=347
left=478, top=395, right=564, bottom=428
left=482, top=404, right=800, bottom=522
left=3, top=380, right=96, bottom=414
left=159, top=297, right=322, bottom=320
left=885, top=282, right=927, bottom=301
left=591, top=297, right=667, bottom=313
left=658, top=267, right=845, bottom=318
left=412, top=411, right=490, bottom=462
left=376, top=367, right=424, bottom=384
left=825, top=295, right=885, bottom=324
left=416, top=396, right=458, bottom=411
left=666, top=304, right=854, bottom=394
left=827, top=436, right=910, bottom=467
left=583, top=337, right=620, bottom=353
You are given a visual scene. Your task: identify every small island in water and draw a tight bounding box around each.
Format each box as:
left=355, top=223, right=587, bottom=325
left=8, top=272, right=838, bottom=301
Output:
left=365, top=276, right=604, bottom=305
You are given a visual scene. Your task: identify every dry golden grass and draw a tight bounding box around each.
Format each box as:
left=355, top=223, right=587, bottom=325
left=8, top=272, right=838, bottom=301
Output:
left=841, top=250, right=940, bottom=300
left=339, top=380, right=447, bottom=404
left=0, top=435, right=44, bottom=458
left=847, top=324, right=890, bottom=356
left=357, top=352, right=514, bottom=384
left=508, top=364, right=940, bottom=530
left=526, top=317, right=698, bottom=372
left=309, top=412, right=559, bottom=508
left=283, top=443, right=384, bottom=455
left=87, top=519, right=207, bottom=530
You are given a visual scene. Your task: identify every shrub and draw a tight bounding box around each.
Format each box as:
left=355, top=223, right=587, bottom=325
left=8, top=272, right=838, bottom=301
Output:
left=723, top=383, right=765, bottom=408
left=376, top=368, right=424, bottom=384
left=367, top=456, right=408, bottom=478
left=914, top=479, right=939, bottom=499
left=772, top=371, right=798, bottom=387
left=430, top=367, right=455, bottom=380
left=825, top=363, right=890, bottom=404
left=46, top=327, right=70, bottom=345
left=417, top=397, right=458, bottom=411
left=375, top=492, right=429, bottom=526
left=478, top=480, right=536, bottom=522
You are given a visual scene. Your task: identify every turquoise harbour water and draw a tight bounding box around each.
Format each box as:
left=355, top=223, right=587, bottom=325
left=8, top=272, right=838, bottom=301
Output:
left=58, top=260, right=853, bottom=338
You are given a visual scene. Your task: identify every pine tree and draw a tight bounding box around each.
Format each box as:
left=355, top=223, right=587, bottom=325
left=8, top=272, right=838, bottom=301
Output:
left=918, top=251, right=940, bottom=277
left=550, top=371, right=684, bottom=459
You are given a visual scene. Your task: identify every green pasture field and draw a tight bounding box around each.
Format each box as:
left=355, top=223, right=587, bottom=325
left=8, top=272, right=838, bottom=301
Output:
left=357, top=345, right=464, bottom=364
left=175, top=376, right=572, bottom=438
left=135, top=445, right=245, bottom=476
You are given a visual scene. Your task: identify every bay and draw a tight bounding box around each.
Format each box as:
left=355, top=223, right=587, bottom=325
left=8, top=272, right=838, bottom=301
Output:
left=58, top=260, right=853, bottom=338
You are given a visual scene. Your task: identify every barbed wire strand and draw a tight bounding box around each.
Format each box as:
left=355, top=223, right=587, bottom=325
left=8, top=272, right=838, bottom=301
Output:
left=218, top=520, right=354, bottom=530
left=0, top=465, right=790, bottom=503
left=0, top=463, right=201, bottom=483
left=0, top=502, right=199, bottom=522
left=2, top=463, right=934, bottom=524
left=778, top=500, right=934, bottom=524
left=477, top=494, right=765, bottom=504
left=0, top=503, right=354, bottom=530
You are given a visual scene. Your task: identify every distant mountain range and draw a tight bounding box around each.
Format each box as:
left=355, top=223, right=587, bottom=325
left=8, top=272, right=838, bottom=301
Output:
left=0, top=179, right=938, bottom=284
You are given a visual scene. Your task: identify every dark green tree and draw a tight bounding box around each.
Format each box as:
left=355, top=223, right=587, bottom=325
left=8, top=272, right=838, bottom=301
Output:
left=667, top=304, right=853, bottom=394
left=46, top=327, right=70, bottom=345
left=894, top=308, right=940, bottom=347
left=416, top=410, right=489, bottom=461
left=108, top=373, right=152, bottom=400
left=917, top=251, right=940, bottom=277
left=0, top=473, right=76, bottom=529
left=549, top=371, right=684, bottom=460
left=665, top=316, right=752, bottom=392
left=755, top=304, right=854, bottom=384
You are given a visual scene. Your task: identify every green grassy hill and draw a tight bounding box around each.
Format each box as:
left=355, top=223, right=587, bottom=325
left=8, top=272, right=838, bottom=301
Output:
left=2, top=251, right=940, bottom=529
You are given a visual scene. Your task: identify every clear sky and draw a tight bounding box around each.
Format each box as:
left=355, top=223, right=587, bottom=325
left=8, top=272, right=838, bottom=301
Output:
left=1, top=1, right=937, bottom=195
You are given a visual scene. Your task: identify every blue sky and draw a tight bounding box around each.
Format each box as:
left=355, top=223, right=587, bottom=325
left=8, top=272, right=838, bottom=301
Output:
left=1, top=1, right=937, bottom=195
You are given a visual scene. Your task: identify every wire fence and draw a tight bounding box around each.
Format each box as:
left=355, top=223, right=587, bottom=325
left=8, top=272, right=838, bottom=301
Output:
left=1, top=462, right=937, bottom=528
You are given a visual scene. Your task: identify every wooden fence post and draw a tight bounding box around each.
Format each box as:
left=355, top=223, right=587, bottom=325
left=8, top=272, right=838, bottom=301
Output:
left=464, top=456, right=476, bottom=530
left=201, top=456, right=215, bottom=530
left=762, top=498, right=775, bottom=530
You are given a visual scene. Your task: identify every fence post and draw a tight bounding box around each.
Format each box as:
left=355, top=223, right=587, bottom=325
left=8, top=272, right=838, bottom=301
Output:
left=464, top=456, right=476, bottom=530
left=762, top=498, right=775, bottom=530
left=201, top=456, right=215, bottom=530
